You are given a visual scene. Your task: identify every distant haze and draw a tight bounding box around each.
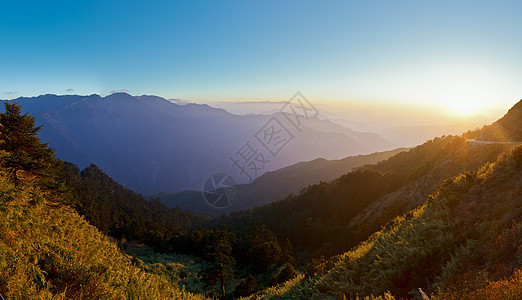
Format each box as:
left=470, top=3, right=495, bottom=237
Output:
left=206, top=99, right=508, bottom=147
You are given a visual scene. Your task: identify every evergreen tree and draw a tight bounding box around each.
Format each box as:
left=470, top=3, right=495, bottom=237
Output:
left=202, top=227, right=236, bottom=298
left=246, top=220, right=281, bottom=273
left=0, top=102, right=57, bottom=185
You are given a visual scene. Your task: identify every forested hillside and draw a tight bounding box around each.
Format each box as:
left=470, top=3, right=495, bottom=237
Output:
left=0, top=102, right=302, bottom=299
left=212, top=136, right=512, bottom=262
left=211, top=100, right=522, bottom=265
left=0, top=102, right=205, bottom=299
left=251, top=145, right=521, bottom=299
left=59, top=162, right=210, bottom=251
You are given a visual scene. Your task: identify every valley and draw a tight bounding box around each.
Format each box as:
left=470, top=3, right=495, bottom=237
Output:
left=0, top=98, right=520, bottom=299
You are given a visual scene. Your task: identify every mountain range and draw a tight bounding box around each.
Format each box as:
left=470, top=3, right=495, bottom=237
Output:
left=4, top=93, right=396, bottom=194
left=207, top=100, right=490, bottom=147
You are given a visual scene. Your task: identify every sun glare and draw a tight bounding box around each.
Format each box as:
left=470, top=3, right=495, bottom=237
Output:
left=446, top=97, right=487, bottom=116
left=426, top=66, right=499, bottom=118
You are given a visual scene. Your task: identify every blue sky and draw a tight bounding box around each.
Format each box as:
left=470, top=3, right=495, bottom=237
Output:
left=1, top=0, right=521, bottom=116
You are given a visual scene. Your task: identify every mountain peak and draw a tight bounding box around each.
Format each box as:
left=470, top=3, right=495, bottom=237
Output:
left=105, top=92, right=135, bottom=99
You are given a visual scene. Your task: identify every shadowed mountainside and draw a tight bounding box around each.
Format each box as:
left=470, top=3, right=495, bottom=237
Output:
left=155, top=148, right=407, bottom=216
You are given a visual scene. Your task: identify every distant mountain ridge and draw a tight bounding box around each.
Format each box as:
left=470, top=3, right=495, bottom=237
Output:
left=155, top=148, right=407, bottom=216
left=3, top=93, right=396, bottom=194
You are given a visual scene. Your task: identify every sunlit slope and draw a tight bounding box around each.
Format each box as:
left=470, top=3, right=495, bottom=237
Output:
left=352, top=99, right=522, bottom=235
left=351, top=136, right=512, bottom=234
left=465, top=99, right=522, bottom=142
left=251, top=146, right=521, bottom=299
left=0, top=167, right=205, bottom=299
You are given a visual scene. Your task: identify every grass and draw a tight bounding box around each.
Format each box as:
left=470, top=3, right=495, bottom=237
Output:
left=0, top=167, right=207, bottom=299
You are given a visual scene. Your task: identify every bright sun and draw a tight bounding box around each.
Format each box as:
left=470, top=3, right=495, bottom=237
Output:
left=428, top=67, right=496, bottom=118
left=445, top=98, right=487, bottom=116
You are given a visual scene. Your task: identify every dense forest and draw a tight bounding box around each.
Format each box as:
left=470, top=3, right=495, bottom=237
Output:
left=1, top=100, right=521, bottom=299
left=58, top=162, right=209, bottom=249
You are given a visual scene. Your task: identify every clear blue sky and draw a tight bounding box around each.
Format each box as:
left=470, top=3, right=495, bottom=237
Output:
left=1, top=0, right=521, bottom=114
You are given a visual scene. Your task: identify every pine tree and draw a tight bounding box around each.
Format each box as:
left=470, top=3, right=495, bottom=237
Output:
left=202, top=227, right=236, bottom=297
left=0, top=102, right=57, bottom=183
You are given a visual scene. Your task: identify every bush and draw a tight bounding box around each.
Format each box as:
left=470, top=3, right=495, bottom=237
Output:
left=234, top=275, right=258, bottom=298
left=276, top=263, right=298, bottom=284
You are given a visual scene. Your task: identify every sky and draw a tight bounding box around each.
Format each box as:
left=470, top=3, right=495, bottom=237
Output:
left=1, top=0, right=522, bottom=121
